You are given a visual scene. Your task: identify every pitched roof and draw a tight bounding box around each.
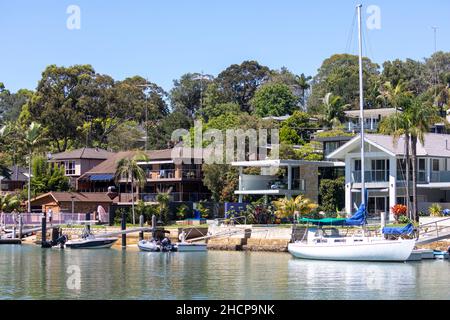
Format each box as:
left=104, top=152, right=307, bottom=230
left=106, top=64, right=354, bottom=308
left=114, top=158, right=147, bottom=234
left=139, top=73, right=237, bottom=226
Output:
left=328, top=133, right=450, bottom=159
left=50, top=147, right=113, bottom=160
left=2, top=166, right=27, bottom=181
left=344, top=108, right=398, bottom=119
left=78, top=148, right=192, bottom=179
left=31, top=192, right=113, bottom=203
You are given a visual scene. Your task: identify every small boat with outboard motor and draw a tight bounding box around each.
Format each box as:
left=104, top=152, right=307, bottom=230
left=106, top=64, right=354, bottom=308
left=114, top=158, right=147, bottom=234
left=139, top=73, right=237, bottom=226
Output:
left=44, top=225, right=118, bottom=249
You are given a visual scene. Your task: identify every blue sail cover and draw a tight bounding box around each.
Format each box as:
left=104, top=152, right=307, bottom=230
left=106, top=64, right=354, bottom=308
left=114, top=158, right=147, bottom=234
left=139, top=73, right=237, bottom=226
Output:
left=382, top=223, right=414, bottom=236
left=299, top=204, right=367, bottom=227
left=345, top=203, right=367, bottom=226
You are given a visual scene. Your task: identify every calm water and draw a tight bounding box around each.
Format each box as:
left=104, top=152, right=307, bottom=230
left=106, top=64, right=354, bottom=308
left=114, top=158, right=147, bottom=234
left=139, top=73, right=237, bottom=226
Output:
left=0, top=245, right=449, bottom=300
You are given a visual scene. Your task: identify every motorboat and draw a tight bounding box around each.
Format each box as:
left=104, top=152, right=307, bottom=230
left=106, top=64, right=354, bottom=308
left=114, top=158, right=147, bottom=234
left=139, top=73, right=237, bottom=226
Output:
left=60, top=226, right=118, bottom=249
left=138, top=238, right=176, bottom=252
left=65, top=234, right=118, bottom=249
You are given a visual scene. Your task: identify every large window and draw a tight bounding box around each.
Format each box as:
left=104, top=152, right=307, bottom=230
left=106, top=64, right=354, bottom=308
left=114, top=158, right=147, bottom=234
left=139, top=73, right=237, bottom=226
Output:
left=418, top=159, right=426, bottom=182
left=64, top=161, right=76, bottom=175
left=371, top=159, right=389, bottom=182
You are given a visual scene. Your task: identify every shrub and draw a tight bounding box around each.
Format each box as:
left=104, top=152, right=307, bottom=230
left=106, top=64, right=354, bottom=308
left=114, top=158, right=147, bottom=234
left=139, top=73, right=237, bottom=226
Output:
left=391, top=204, right=407, bottom=222
left=319, top=177, right=345, bottom=213
left=428, top=203, right=443, bottom=217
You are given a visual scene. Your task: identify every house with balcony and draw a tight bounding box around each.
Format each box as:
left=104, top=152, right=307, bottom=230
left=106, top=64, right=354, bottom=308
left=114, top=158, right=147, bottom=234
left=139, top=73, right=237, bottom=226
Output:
left=77, top=148, right=211, bottom=204
left=232, top=159, right=344, bottom=204
left=344, top=108, right=397, bottom=133
left=48, top=147, right=113, bottom=188
left=328, top=133, right=450, bottom=221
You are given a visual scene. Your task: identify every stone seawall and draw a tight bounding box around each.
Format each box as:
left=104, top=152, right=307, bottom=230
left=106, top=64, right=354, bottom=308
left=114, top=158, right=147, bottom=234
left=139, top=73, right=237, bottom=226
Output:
left=206, top=225, right=306, bottom=252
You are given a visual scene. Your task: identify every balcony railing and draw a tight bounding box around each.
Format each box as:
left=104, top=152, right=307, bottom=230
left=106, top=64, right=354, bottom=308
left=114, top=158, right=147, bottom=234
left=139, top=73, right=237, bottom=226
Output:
left=145, top=169, right=202, bottom=180
left=118, top=192, right=211, bottom=203
left=352, top=171, right=389, bottom=183
left=430, top=171, right=450, bottom=183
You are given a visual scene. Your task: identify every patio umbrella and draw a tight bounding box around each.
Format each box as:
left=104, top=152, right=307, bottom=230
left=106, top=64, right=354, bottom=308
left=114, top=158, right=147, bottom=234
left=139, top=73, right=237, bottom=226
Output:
left=97, top=205, right=108, bottom=224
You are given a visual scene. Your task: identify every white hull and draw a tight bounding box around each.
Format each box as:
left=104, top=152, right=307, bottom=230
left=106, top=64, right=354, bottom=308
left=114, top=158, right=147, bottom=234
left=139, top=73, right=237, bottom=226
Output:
left=288, top=239, right=416, bottom=262
left=176, top=243, right=207, bottom=252
left=65, top=237, right=118, bottom=249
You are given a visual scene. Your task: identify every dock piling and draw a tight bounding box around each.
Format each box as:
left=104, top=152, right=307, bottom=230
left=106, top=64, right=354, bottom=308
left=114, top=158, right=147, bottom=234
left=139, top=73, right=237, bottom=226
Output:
left=41, top=214, right=47, bottom=247
left=121, top=211, right=127, bottom=248
left=19, top=215, right=23, bottom=239
left=151, top=215, right=156, bottom=239
left=139, top=215, right=144, bottom=241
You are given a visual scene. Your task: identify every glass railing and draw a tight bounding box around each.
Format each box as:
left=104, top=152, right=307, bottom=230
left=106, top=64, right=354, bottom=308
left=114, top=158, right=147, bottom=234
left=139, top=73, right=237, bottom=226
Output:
left=146, top=169, right=202, bottom=180
left=430, top=171, right=450, bottom=183
left=352, top=171, right=388, bottom=183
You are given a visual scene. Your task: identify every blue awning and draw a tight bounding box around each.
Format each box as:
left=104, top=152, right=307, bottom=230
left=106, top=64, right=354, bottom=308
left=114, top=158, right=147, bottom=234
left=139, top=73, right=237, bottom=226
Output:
left=89, top=174, right=114, bottom=181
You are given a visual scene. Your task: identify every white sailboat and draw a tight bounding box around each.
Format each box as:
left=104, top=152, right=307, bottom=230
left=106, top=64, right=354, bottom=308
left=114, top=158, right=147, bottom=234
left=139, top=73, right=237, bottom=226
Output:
left=288, top=4, right=416, bottom=262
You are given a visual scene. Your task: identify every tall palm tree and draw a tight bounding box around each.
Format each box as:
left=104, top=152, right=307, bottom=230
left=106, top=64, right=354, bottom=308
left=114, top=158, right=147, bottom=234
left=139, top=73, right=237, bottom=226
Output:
left=23, top=122, right=44, bottom=212
left=114, top=153, right=149, bottom=224
left=378, top=81, right=411, bottom=112
left=406, top=99, right=438, bottom=222
left=379, top=112, right=412, bottom=219
left=322, top=93, right=349, bottom=128
left=295, top=73, right=312, bottom=110
left=156, top=186, right=173, bottom=224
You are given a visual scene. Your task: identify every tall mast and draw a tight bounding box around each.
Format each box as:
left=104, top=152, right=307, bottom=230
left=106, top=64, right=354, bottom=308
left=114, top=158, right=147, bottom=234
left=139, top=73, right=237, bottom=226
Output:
left=357, top=4, right=366, bottom=205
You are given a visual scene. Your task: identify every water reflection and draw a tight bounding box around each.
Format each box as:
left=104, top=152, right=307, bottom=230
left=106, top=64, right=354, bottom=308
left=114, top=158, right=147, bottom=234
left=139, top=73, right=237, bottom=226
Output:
left=0, top=246, right=448, bottom=300
left=287, top=258, right=433, bottom=300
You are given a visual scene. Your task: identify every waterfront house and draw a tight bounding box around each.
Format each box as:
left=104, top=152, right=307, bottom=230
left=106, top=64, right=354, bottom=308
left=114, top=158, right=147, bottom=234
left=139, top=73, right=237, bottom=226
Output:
left=48, top=147, right=113, bottom=188
left=28, top=191, right=113, bottom=215
left=232, top=159, right=344, bottom=204
left=77, top=148, right=211, bottom=204
left=0, top=166, right=27, bottom=194
left=344, top=108, right=397, bottom=133
left=327, top=133, right=450, bottom=221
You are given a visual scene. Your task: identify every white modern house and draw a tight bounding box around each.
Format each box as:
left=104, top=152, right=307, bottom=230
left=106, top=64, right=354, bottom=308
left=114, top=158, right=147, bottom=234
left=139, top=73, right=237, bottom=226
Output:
left=232, top=159, right=344, bottom=203
left=328, top=133, right=450, bottom=221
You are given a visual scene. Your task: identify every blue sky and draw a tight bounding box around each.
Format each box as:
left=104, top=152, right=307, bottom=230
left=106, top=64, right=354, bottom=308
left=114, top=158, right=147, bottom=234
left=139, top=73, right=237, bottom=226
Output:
left=1, top=0, right=449, bottom=93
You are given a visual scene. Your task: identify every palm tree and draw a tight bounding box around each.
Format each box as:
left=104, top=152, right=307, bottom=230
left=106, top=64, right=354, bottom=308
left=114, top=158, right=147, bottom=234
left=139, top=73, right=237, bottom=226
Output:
left=378, top=81, right=411, bottom=112
left=23, top=122, right=44, bottom=212
left=406, top=99, right=438, bottom=222
left=321, top=93, right=349, bottom=128
left=295, top=73, right=312, bottom=110
left=156, top=187, right=172, bottom=224
left=273, top=195, right=318, bottom=220
left=0, top=194, right=20, bottom=212
left=379, top=111, right=412, bottom=219
left=114, top=153, right=149, bottom=224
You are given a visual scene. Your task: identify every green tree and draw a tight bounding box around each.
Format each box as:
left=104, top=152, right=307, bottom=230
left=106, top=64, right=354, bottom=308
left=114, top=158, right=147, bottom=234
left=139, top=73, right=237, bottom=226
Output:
left=319, top=177, right=345, bottom=213
left=407, top=99, right=438, bottom=222
left=215, top=60, right=271, bottom=112
left=170, top=73, right=213, bottom=118
left=251, top=83, right=298, bottom=117
left=201, top=102, right=241, bottom=122
left=381, top=58, right=427, bottom=95
left=31, top=156, right=70, bottom=195
left=114, top=153, right=149, bottom=224
left=27, top=65, right=96, bottom=152
left=0, top=194, right=21, bottom=213
left=321, top=93, right=349, bottom=128
left=308, top=54, right=380, bottom=114
left=23, top=122, right=45, bottom=212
